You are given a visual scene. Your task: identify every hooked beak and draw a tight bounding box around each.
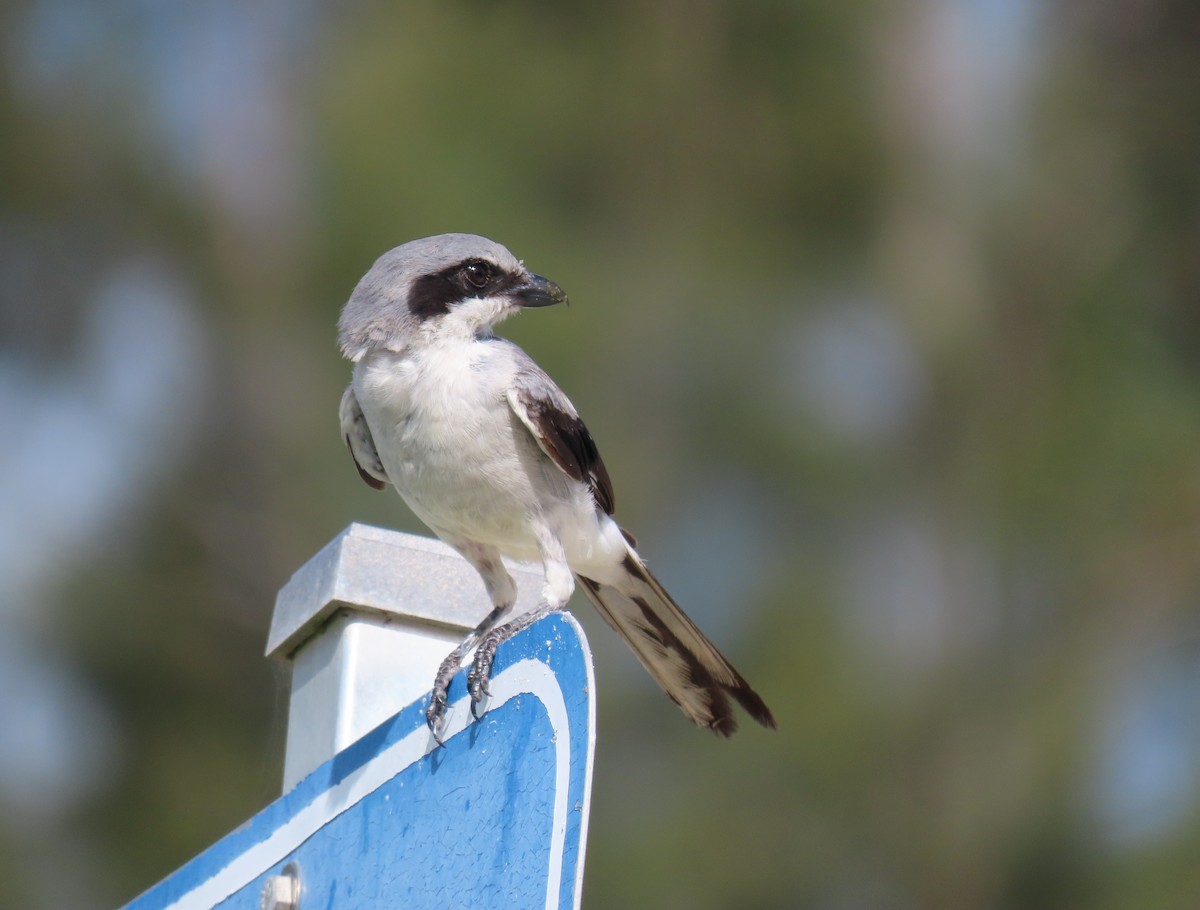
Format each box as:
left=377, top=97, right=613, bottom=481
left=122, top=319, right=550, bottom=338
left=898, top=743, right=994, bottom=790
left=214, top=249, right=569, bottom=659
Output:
left=513, top=272, right=569, bottom=308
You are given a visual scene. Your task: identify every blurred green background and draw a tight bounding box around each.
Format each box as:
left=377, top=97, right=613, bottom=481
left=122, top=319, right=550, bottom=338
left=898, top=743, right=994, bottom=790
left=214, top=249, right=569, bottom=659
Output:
left=2, top=0, right=1200, bottom=907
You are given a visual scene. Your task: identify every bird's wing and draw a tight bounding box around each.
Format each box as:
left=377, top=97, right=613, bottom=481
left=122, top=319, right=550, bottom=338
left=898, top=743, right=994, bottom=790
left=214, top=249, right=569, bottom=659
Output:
left=506, top=365, right=615, bottom=515
left=339, top=385, right=389, bottom=490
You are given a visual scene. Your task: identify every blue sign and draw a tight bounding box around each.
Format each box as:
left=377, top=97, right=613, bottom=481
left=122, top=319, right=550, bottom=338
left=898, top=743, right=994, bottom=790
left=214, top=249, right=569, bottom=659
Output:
left=122, top=614, right=596, bottom=910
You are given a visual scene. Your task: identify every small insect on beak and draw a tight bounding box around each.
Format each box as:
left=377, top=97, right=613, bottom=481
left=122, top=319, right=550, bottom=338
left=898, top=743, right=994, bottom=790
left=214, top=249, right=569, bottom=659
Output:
left=514, top=273, right=569, bottom=308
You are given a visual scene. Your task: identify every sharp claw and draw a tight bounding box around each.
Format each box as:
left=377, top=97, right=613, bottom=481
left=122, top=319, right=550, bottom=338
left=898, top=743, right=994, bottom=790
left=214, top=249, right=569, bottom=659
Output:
left=426, top=690, right=448, bottom=746
left=467, top=672, right=487, bottom=720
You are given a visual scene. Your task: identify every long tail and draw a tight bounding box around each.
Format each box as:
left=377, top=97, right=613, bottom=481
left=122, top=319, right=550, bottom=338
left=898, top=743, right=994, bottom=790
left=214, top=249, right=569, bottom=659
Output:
left=575, top=551, right=776, bottom=736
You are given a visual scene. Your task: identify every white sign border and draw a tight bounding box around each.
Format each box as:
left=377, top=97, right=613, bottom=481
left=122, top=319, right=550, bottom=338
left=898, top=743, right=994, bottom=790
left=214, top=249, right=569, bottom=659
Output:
left=163, top=658, right=575, bottom=910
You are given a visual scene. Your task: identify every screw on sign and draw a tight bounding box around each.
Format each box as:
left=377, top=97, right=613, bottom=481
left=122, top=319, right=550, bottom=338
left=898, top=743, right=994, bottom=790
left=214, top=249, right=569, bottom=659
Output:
left=260, top=863, right=301, bottom=910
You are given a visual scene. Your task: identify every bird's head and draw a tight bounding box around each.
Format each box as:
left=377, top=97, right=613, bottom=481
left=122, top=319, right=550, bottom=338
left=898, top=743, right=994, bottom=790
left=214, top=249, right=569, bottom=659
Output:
left=338, top=233, right=568, bottom=360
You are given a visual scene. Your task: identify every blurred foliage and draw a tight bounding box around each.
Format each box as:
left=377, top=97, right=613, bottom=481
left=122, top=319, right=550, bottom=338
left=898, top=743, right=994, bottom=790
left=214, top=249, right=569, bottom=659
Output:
left=1, top=0, right=1199, bottom=908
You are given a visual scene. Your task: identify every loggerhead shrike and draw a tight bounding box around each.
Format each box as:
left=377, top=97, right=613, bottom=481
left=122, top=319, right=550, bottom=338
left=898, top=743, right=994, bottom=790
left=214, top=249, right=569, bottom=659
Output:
left=338, top=233, right=776, bottom=739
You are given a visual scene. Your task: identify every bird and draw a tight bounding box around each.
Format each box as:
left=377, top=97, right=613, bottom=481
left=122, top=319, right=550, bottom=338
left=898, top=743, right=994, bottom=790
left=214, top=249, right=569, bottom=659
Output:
left=337, top=233, right=776, bottom=740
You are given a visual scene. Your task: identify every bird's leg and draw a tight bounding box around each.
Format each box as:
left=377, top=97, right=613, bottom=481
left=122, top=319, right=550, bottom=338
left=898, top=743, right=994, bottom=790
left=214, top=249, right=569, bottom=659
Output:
left=427, top=603, right=504, bottom=737
left=467, top=604, right=562, bottom=707
left=467, top=536, right=574, bottom=715
left=426, top=542, right=516, bottom=743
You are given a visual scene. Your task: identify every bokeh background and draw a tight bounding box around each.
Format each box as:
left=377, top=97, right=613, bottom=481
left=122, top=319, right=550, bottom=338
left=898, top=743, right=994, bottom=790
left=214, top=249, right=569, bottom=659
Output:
left=2, top=0, right=1200, bottom=907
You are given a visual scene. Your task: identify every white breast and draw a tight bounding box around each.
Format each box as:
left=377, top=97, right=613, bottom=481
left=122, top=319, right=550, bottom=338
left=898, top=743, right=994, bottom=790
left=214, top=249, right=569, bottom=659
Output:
left=352, top=341, right=543, bottom=553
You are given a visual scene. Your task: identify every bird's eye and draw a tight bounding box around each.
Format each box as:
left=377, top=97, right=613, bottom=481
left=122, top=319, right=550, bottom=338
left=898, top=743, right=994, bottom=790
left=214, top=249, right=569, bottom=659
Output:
left=461, top=260, right=492, bottom=289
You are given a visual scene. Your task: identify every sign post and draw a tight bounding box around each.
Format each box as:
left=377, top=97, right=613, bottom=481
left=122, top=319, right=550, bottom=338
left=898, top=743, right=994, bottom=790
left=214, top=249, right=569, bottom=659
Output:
left=120, top=524, right=596, bottom=910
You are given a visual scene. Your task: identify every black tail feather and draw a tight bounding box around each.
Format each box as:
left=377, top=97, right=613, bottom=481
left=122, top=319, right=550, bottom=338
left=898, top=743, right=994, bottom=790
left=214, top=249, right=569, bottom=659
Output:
left=575, top=556, right=775, bottom=735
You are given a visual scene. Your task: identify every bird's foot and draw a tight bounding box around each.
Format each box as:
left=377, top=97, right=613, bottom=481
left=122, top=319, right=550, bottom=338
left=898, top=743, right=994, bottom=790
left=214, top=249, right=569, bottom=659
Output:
left=468, top=627, right=504, bottom=720
left=426, top=643, right=471, bottom=745
left=428, top=606, right=562, bottom=735
left=467, top=605, right=559, bottom=721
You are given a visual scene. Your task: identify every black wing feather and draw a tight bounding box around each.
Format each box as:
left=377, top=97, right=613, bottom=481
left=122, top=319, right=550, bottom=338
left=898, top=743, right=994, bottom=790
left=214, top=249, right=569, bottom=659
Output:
left=507, top=368, right=615, bottom=515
